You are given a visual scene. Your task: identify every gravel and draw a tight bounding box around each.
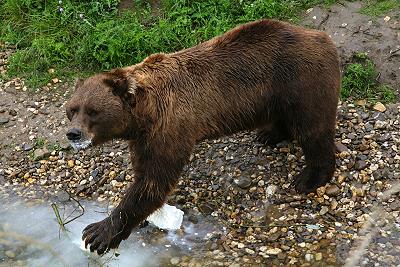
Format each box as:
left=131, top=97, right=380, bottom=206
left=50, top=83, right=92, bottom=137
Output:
left=1, top=3, right=400, bottom=265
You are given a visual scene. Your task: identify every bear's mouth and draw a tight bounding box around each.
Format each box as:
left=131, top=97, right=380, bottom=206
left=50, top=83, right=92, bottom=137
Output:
left=69, top=140, right=92, bottom=151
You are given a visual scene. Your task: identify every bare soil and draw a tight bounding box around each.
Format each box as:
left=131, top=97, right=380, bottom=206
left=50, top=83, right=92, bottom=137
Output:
left=302, top=1, right=400, bottom=91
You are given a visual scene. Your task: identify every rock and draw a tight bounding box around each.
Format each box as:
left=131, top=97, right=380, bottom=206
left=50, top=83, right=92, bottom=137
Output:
left=56, top=190, right=70, bottom=202
left=234, top=176, right=252, bottom=189
left=316, top=187, right=325, bottom=197
left=5, top=250, right=15, bottom=258
left=22, top=143, right=33, bottom=151
left=355, top=99, right=367, bottom=106
left=354, top=160, right=367, bottom=170
left=305, top=253, right=313, bottom=261
left=373, top=102, right=386, bottom=112
left=109, top=170, right=117, bottom=179
left=325, top=184, right=341, bottom=196
left=0, top=116, right=9, bottom=125
left=314, top=252, right=322, bottom=261
left=335, top=142, right=348, bottom=152
left=67, top=160, right=75, bottom=168
left=52, top=78, right=59, bottom=84
left=116, top=172, right=126, bottom=182
left=4, top=85, right=17, bottom=94
left=265, top=247, right=282, bottom=255
left=170, top=257, right=180, bottom=265
left=320, top=206, right=329, bottom=215
left=59, top=141, right=70, bottom=150
left=33, top=148, right=50, bottom=160
left=110, top=180, right=123, bottom=188
left=266, top=184, right=277, bottom=197
left=8, top=109, right=17, bottom=116
left=91, top=168, right=100, bottom=178
left=199, top=203, right=215, bottom=215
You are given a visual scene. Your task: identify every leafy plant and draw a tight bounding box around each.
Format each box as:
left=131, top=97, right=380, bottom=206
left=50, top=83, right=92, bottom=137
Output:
left=361, top=0, right=400, bottom=17
left=341, top=53, right=396, bottom=103
left=1, top=0, right=340, bottom=88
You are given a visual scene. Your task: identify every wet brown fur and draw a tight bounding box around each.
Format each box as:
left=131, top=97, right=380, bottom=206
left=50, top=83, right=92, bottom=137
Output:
left=66, top=19, right=340, bottom=254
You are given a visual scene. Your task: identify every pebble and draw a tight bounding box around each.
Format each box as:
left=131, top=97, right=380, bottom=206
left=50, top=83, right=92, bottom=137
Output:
left=170, top=257, right=180, bottom=265
left=5, top=250, right=15, bottom=258
left=315, top=252, right=323, bottom=261
left=373, top=102, right=387, bottom=112
left=0, top=116, right=9, bottom=125
left=67, top=160, right=74, bottom=168
left=264, top=247, right=282, bottom=255
left=305, top=253, right=313, bottom=261
left=355, top=160, right=367, bottom=170
left=33, top=148, right=50, bottom=160
left=234, top=177, right=252, bottom=189
left=325, top=184, right=341, bottom=196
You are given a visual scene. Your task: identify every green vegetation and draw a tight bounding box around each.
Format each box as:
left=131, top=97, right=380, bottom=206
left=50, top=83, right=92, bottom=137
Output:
left=1, top=0, right=335, bottom=88
left=361, top=0, right=400, bottom=17
left=341, top=53, right=396, bottom=103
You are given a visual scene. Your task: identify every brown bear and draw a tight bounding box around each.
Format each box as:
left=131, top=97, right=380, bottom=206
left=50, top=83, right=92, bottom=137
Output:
left=65, top=19, right=340, bottom=254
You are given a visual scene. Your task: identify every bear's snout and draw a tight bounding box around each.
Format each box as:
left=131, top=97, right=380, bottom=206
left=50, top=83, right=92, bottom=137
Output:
left=66, top=128, right=83, bottom=141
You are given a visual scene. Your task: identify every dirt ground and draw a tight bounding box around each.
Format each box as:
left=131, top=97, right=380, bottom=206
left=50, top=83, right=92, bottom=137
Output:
left=302, top=1, right=400, bottom=90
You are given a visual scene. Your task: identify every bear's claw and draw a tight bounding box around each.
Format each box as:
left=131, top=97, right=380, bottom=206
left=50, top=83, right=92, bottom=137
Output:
left=82, top=216, right=130, bottom=255
left=292, top=167, right=330, bottom=194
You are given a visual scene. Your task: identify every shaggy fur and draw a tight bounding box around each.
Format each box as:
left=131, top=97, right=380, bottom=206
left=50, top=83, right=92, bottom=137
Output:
left=66, top=19, right=340, bottom=254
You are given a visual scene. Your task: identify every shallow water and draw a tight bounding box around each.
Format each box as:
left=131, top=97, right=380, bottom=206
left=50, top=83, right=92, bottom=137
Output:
left=0, top=195, right=223, bottom=267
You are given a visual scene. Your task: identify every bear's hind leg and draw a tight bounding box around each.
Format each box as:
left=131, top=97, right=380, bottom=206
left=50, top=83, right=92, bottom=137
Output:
left=257, top=121, right=290, bottom=146
left=293, top=130, right=335, bottom=193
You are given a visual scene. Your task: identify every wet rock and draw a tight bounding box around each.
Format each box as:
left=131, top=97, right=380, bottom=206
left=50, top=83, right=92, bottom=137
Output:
left=234, top=176, right=252, bottom=189
left=170, top=257, right=180, bottom=265
left=5, top=250, right=16, bottom=258
left=56, top=190, right=70, bottom=202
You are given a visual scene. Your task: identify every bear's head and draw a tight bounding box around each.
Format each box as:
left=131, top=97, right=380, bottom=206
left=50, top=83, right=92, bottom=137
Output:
left=65, top=69, right=138, bottom=151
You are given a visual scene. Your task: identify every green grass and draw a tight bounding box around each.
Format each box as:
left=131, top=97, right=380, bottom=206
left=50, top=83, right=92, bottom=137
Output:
left=361, top=0, right=400, bottom=17
left=1, top=0, right=337, bottom=88
left=341, top=52, right=396, bottom=103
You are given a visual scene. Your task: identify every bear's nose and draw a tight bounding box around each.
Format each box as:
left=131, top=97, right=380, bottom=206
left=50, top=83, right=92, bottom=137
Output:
left=66, top=128, right=82, bottom=141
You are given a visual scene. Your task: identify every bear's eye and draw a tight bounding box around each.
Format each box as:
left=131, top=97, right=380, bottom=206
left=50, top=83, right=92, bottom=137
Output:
left=67, top=107, right=79, bottom=120
left=86, top=108, right=98, bottom=117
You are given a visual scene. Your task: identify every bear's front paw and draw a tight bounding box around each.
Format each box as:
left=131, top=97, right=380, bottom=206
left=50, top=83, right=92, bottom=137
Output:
left=82, top=215, right=131, bottom=255
left=293, top=167, right=329, bottom=194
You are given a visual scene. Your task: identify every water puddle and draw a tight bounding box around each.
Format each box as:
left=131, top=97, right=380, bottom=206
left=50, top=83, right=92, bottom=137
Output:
left=0, top=194, right=224, bottom=267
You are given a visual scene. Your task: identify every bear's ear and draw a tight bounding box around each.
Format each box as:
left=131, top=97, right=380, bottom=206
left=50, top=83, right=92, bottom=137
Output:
left=104, top=69, right=135, bottom=98
left=74, top=78, right=84, bottom=88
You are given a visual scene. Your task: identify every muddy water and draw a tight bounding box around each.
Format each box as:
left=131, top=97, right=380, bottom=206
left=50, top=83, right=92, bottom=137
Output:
left=0, top=194, right=224, bottom=267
